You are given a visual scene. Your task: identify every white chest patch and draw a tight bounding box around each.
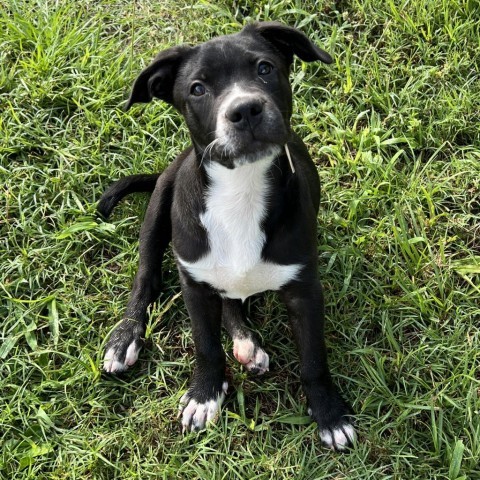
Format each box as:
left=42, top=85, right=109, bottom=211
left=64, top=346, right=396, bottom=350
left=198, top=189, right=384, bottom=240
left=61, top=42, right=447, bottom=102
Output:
left=177, top=156, right=302, bottom=301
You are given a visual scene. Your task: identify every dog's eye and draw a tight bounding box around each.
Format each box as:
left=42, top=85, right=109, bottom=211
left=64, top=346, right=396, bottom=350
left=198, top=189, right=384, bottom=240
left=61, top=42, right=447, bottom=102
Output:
left=258, top=62, right=273, bottom=76
left=191, top=83, right=206, bottom=96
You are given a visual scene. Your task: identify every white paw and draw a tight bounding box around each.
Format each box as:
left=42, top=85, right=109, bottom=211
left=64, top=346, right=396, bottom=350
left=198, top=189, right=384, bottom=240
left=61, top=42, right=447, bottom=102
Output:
left=233, top=337, right=269, bottom=375
left=179, top=382, right=228, bottom=432
left=103, top=342, right=140, bottom=373
left=319, top=423, right=356, bottom=451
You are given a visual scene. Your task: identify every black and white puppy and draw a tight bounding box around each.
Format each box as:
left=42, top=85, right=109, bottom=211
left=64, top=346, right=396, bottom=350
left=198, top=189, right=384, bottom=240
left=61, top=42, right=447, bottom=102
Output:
left=98, top=22, right=355, bottom=451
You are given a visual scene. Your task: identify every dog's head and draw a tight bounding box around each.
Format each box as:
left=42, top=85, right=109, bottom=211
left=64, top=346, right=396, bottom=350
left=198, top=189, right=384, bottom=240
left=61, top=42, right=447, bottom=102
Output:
left=125, top=22, right=332, bottom=168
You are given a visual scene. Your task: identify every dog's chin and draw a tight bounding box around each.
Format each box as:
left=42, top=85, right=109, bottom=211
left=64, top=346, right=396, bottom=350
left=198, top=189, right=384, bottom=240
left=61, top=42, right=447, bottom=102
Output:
left=233, top=144, right=283, bottom=167
left=210, top=141, right=283, bottom=169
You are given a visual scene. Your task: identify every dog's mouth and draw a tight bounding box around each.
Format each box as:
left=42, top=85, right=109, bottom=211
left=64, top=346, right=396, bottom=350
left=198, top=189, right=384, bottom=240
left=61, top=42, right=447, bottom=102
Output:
left=202, top=137, right=284, bottom=168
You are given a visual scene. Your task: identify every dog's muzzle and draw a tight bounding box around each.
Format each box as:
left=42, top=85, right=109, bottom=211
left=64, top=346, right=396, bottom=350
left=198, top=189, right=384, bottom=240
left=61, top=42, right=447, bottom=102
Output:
left=212, top=88, right=288, bottom=164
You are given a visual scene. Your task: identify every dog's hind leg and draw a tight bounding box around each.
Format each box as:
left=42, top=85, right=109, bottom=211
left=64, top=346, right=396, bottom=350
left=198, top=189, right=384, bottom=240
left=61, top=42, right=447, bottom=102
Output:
left=103, top=166, right=176, bottom=373
left=222, top=299, right=269, bottom=375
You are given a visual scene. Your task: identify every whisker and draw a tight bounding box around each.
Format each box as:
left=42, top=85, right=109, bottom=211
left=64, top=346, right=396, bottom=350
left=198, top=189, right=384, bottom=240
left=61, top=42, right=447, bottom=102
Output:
left=200, top=139, right=219, bottom=168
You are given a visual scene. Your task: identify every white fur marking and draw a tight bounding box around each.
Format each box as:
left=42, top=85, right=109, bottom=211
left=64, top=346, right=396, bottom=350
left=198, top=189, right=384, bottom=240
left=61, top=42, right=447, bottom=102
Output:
left=103, top=344, right=140, bottom=373
left=320, top=424, right=356, bottom=451
left=177, top=157, right=302, bottom=300
left=180, top=382, right=228, bottom=432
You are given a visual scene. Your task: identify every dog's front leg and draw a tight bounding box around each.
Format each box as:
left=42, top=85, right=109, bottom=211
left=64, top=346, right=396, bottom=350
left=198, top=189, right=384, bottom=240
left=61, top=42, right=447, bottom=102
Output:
left=281, top=280, right=355, bottom=451
left=178, top=271, right=228, bottom=432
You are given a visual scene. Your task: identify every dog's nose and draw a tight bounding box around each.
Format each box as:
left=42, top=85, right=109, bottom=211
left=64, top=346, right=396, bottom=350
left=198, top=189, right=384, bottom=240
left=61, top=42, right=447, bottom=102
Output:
left=225, top=98, right=264, bottom=129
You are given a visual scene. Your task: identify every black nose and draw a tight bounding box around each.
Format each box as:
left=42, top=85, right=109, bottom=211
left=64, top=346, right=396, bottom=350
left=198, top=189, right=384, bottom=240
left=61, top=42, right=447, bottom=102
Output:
left=225, top=98, right=264, bottom=129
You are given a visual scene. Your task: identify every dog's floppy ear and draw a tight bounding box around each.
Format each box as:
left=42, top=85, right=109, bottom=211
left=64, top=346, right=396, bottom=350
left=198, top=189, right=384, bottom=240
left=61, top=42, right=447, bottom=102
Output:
left=124, top=45, right=192, bottom=110
left=251, top=22, right=332, bottom=65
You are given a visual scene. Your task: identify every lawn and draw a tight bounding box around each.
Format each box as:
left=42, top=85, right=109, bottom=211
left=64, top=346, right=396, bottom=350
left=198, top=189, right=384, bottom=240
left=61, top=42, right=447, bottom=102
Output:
left=1, top=0, right=479, bottom=478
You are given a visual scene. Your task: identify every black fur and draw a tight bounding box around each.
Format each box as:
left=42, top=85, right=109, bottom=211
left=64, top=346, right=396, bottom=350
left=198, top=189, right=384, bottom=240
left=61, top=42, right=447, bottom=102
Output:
left=97, top=173, right=160, bottom=219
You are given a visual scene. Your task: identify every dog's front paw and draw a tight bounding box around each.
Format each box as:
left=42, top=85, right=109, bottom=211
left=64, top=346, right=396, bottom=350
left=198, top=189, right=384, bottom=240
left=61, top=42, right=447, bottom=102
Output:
left=103, top=319, right=145, bottom=373
left=318, top=422, right=356, bottom=451
left=178, top=381, right=228, bottom=432
left=308, top=388, right=356, bottom=451
left=233, top=337, right=269, bottom=375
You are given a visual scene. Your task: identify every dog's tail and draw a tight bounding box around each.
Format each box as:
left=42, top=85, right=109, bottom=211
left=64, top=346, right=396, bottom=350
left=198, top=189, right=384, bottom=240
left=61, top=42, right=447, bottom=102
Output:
left=97, top=173, right=160, bottom=219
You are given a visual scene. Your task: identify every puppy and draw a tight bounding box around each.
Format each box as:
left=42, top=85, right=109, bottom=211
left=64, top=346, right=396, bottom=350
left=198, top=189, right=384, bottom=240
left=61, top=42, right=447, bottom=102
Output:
left=98, top=22, right=355, bottom=450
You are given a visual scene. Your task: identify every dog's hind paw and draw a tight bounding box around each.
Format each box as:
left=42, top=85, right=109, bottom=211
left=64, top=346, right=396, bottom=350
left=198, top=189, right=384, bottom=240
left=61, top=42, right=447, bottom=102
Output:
left=233, top=337, right=269, bottom=375
left=179, top=381, right=228, bottom=432
left=103, top=319, right=144, bottom=373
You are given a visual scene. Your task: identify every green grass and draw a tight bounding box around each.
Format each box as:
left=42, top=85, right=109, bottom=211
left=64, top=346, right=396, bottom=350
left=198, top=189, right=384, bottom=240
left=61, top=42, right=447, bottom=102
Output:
left=1, top=0, right=479, bottom=478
